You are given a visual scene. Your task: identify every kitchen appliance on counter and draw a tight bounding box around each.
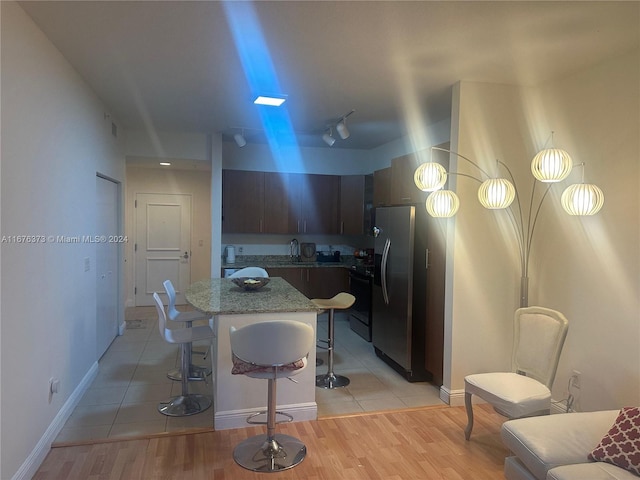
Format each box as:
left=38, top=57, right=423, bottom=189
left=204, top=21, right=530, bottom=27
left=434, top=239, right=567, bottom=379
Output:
left=300, top=242, right=316, bottom=262
left=348, top=265, right=373, bottom=341
left=225, top=245, right=236, bottom=264
left=372, top=205, right=445, bottom=383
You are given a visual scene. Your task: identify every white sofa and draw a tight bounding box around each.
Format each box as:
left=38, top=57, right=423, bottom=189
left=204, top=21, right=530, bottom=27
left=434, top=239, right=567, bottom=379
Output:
left=501, top=410, right=638, bottom=479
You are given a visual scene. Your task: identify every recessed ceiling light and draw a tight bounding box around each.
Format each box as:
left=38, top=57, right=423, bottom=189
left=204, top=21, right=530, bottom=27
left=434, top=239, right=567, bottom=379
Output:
left=159, top=162, right=171, bottom=166
left=253, top=94, right=287, bottom=107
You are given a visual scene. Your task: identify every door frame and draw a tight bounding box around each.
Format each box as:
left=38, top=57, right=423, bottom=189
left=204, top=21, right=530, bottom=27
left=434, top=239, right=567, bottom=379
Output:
left=133, top=192, right=193, bottom=306
left=96, top=173, right=125, bottom=346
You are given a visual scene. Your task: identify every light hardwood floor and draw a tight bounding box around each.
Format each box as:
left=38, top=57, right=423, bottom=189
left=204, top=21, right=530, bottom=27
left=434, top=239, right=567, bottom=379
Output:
left=35, top=404, right=508, bottom=479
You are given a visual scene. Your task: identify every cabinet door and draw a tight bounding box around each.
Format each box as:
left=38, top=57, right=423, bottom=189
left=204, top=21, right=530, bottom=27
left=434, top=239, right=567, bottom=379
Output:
left=268, top=267, right=306, bottom=294
left=340, top=175, right=365, bottom=235
left=288, top=174, right=340, bottom=234
left=222, top=170, right=264, bottom=233
left=307, top=268, right=349, bottom=300
left=263, top=172, right=290, bottom=234
left=390, top=154, right=425, bottom=205
left=373, top=167, right=392, bottom=206
left=303, top=175, right=340, bottom=234
left=287, top=174, right=304, bottom=234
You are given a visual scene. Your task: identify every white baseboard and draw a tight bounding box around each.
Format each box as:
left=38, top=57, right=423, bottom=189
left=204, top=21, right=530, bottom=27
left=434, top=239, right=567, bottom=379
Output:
left=440, top=387, right=466, bottom=406
left=12, top=362, right=99, bottom=480
left=214, top=403, right=317, bottom=431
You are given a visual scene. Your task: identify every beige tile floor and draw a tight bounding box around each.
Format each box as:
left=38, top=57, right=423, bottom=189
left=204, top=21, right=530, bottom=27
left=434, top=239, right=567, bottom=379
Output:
left=54, top=306, right=444, bottom=444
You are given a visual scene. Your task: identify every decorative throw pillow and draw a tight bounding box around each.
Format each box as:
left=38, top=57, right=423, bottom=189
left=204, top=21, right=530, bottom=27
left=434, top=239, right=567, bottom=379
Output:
left=231, top=354, right=305, bottom=375
left=588, top=406, right=640, bottom=476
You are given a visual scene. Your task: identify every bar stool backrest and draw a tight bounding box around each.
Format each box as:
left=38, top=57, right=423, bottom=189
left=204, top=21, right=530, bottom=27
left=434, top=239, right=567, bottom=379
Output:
left=153, top=292, right=169, bottom=339
left=230, top=320, right=314, bottom=367
left=162, top=280, right=180, bottom=320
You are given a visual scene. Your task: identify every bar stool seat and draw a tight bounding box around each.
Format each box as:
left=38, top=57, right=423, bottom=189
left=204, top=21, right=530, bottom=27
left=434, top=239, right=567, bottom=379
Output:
left=230, top=320, right=314, bottom=472
left=163, top=280, right=213, bottom=382
left=153, top=292, right=214, bottom=416
left=312, top=292, right=355, bottom=389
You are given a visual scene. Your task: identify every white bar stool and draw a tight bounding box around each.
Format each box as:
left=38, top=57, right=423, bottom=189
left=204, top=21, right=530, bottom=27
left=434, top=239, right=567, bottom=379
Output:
left=153, top=292, right=214, bottom=416
left=229, top=320, right=314, bottom=472
left=312, top=292, right=355, bottom=389
left=163, top=280, right=212, bottom=382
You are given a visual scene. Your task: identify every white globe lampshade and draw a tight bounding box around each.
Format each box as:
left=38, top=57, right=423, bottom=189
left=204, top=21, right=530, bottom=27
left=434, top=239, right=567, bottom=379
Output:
left=425, top=190, right=460, bottom=217
left=531, top=148, right=573, bottom=182
left=414, top=162, right=447, bottom=192
left=478, top=178, right=515, bottom=209
left=561, top=183, right=605, bottom=215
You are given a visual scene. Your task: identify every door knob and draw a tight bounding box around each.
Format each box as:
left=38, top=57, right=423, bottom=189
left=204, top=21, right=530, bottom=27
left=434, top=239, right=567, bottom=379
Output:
left=182, top=251, right=189, bottom=259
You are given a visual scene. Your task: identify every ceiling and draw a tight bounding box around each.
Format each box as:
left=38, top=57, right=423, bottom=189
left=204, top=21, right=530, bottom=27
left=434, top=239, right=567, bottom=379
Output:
left=19, top=1, right=639, bottom=150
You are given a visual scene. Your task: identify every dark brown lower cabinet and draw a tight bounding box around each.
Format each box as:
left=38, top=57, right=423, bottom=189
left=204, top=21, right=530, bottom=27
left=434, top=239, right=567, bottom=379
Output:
left=268, top=267, right=348, bottom=299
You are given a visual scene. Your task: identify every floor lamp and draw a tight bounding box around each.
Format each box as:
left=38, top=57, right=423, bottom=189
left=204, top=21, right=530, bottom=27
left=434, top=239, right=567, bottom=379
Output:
left=414, top=141, right=605, bottom=307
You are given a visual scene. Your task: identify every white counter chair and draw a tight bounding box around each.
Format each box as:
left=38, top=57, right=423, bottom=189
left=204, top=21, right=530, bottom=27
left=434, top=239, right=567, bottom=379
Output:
left=229, top=267, right=269, bottom=278
left=230, top=320, right=314, bottom=472
left=163, top=279, right=212, bottom=382
left=312, top=292, right=355, bottom=389
left=153, top=292, right=215, bottom=416
left=464, top=306, right=569, bottom=440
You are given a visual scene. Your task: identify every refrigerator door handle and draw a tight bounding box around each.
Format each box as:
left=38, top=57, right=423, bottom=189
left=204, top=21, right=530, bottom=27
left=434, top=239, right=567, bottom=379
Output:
left=381, top=237, right=391, bottom=305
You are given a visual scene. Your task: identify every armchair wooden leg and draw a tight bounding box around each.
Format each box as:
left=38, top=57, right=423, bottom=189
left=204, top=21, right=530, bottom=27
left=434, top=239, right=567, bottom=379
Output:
left=464, top=391, right=474, bottom=440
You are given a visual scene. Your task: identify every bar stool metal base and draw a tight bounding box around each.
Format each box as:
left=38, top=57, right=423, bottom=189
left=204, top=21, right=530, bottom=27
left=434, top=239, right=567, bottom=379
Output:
left=167, top=365, right=211, bottom=382
left=316, top=372, right=350, bottom=389
left=158, top=394, right=211, bottom=417
left=233, top=433, right=306, bottom=472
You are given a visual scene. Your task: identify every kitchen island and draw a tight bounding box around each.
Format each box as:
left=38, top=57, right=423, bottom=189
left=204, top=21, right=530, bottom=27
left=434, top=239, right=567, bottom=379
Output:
left=185, top=277, right=319, bottom=430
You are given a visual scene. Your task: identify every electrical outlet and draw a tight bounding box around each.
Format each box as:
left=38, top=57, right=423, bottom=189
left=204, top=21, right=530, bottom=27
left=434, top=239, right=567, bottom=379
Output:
left=238, top=246, right=243, bottom=254
left=570, top=370, right=581, bottom=389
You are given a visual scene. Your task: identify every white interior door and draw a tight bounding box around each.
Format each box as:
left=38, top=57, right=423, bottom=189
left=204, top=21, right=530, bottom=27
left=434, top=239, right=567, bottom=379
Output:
left=96, top=175, right=120, bottom=358
left=135, top=193, right=192, bottom=306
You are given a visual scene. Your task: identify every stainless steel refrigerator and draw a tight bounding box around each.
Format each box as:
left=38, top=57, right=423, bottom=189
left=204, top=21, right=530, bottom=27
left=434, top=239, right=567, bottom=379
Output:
left=372, top=205, right=445, bottom=383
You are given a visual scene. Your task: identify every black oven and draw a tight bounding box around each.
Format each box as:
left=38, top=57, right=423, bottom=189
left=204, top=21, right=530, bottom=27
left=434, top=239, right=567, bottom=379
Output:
left=348, top=266, right=373, bottom=341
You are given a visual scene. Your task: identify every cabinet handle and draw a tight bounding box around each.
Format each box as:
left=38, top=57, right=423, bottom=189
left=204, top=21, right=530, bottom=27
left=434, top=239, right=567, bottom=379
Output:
left=297, top=220, right=300, bottom=233
left=341, top=221, right=344, bottom=234
left=303, top=220, right=307, bottom=233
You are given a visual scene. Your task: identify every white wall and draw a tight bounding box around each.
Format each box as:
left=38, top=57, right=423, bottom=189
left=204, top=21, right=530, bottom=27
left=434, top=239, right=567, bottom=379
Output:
left=1, top=2, right=126, bottom=478
left=532, top=49, right=639, bottom=411
left=446, top=49, right=639, bottom=410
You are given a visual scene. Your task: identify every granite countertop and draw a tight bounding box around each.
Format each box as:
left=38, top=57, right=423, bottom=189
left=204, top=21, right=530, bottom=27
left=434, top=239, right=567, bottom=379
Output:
left=186, top=277, right=320, bottom=315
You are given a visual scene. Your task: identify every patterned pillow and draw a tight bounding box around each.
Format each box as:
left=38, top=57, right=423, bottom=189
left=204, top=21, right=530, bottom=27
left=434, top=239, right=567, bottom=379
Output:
left=231, top=353, right=305, bottom=375
left=588, top=406, right=640, bottom=475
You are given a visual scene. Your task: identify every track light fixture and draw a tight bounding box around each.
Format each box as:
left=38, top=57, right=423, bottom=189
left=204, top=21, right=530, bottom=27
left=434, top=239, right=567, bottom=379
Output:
left=336, top=117, right=350, bottom=139
left=321, top=109, right=355, bottom=146
left=233, top=130, right=247, bottom=147
left=322, top=127, right=336, bottom=146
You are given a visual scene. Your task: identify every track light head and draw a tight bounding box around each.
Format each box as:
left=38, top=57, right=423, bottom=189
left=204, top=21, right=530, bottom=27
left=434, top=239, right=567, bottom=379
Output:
left=233, top=132, right=247, bottom=147
left=322, top=130, right=336, bottom=146
left=336, top=119, right=350, bottom=139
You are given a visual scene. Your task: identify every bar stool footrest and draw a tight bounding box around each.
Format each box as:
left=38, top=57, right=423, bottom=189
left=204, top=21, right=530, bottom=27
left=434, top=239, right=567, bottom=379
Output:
left=246, top=410, right=294, bottom=425
left=167, top=365, right=211, bottom=382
